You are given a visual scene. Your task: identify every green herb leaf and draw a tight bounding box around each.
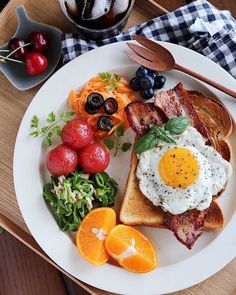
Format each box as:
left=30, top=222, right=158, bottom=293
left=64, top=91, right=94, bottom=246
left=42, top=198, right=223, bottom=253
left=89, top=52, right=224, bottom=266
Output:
left=121, top=142, right=132, bottom=152
left=156, top=128, right=176, bottom=144
left=30, top=115, right=39, bottom=128
left=99, top=72, right=121, bottom=91
left=106, top=83, right=118, bottom=91
left=30, top=130, right=39, bottom=137
left=99, top=72, right=112, bottom=82
left=103, top=138, right=115, bottom=150
left=30, top=111, right=74, bottom=146
left=40, top=126, right=48, bottom=134
left=134, top=133, right=159, bottom=154
left=46, top=112, right=56, bottom=123
left=51, top=125, right=62, bottom=136
left=65, top=111, right=75, bottom=117
left=115, top=124, right=125, bottom=137
left=114, top=73, right=121, bottom=82
left=134, top=116, right=188, bottom=154
left=164, top=116, right=189, bottom=134
left=0, top=226, right=5, bottom=234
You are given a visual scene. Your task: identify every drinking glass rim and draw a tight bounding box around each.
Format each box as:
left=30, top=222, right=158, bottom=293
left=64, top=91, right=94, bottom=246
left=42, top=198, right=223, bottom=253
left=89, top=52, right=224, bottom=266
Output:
left=60, top=0, right=136, bottom=33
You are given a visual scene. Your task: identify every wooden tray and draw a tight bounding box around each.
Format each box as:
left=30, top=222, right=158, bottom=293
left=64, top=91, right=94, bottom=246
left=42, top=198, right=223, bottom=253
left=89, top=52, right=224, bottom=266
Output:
left=0, top=1, right=236, bottom=294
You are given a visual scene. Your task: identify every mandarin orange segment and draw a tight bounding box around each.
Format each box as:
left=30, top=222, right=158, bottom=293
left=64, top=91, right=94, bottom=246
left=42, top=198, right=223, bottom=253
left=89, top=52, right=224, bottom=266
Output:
left=76, top=208, right=116, bottom=266
left=105, top=224, right=157, bottom=273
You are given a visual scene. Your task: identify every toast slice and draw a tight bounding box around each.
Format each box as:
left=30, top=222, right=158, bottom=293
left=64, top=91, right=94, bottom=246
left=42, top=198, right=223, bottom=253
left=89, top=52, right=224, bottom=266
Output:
left=120, top=152, right=224, bottom=231
left=120, top=88, right=232, bottom=234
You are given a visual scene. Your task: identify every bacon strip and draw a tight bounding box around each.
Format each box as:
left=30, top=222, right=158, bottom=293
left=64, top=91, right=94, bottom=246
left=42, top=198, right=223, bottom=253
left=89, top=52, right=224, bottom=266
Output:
left=164, top=210, right=205, bottom=249
left=154, top=88, right=183, bottom=118
left=125, top=101, right=167, bottom=136
left=154, top=83, right=211, bottom=144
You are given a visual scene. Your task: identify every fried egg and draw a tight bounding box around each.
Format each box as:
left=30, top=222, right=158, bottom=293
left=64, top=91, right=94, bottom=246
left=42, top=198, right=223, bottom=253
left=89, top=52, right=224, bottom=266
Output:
left=136, top=126, right=232, bottom=215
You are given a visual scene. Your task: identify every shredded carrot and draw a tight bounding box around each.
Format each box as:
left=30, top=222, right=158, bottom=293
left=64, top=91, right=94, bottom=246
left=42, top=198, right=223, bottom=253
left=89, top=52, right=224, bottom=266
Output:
left=68, top=75, right=136, bottom=139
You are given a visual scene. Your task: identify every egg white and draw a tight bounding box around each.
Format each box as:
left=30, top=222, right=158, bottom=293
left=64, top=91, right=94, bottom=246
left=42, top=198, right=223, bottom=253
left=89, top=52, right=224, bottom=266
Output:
left=136, top=127, right=233, bottom=215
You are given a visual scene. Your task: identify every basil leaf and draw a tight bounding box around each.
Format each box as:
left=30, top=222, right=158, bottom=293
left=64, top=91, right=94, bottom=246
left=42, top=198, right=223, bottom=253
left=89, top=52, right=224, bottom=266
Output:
left=103, top=138, right=114, bottom=150
left=157, top=128, right=176, bottom=144
left=164, top=116, right=188, bottom=134
left=134, top=133, right=159, bottom=154
left=121, top=142, right=132, bottom=152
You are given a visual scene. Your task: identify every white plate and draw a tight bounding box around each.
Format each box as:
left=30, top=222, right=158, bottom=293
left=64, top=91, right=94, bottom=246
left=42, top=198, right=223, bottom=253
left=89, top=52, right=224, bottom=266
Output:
left=14, top=41, right=236, bottom=295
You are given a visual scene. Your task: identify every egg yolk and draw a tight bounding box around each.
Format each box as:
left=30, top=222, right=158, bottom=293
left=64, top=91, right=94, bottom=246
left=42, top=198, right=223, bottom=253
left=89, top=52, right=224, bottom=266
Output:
left=158, top=147, right=199, bottom=188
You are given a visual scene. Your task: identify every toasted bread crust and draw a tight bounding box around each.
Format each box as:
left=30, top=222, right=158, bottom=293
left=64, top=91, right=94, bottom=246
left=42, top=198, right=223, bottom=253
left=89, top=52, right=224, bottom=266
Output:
left=120, top=89, right=231, bottom=232
left=204, top=200, right=224, bottom=231
left=119, top=152, right=166, bottom=227
left=188, top=91, right=233, bottom=161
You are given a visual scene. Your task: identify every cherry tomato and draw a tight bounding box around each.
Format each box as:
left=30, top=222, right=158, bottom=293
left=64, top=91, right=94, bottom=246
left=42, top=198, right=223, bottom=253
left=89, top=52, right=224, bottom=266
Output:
left=28, top=31, right=49, bottom=53
left=61, top=118, right=93, bottom=150
left=78, top=143, right=110, bottom=174
left=46, top=144, right=78, bottom=176
left=25, top=52, right=48, bottom=76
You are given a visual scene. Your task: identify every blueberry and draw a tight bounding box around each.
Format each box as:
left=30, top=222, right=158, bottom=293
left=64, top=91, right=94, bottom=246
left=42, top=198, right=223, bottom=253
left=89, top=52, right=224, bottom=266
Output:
left=140, top=76, right=154, bottom=89
left=149, top=72, right=159, bottom=80
left=136, top=66, right=148, bottom=78
left=141, top=88, right=154, bottom=100
left=146, top=68, right=156, bottom=74
left=130, top=77, right=141, bottom=91
left=154, top=75, right=166, bottom=89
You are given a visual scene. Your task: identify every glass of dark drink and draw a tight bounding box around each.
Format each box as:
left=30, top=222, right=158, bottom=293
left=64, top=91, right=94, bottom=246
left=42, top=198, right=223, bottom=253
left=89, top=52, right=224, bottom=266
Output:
left=60, top=0, right=135, bottom=40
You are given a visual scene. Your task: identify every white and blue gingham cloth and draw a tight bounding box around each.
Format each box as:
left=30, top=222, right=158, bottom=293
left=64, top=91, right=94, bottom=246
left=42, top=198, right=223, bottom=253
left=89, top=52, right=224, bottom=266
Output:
left=61, top=0, right=236, bottom=78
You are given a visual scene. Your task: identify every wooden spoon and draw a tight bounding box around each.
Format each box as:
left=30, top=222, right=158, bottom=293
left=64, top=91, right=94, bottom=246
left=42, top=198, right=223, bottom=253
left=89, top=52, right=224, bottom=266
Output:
left=125, top=35, right=236, bottom=99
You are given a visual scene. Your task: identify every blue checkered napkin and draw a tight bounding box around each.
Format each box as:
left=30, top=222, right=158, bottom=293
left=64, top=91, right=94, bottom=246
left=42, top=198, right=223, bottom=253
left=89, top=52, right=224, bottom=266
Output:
left=61, top=0, right=236, bottom=78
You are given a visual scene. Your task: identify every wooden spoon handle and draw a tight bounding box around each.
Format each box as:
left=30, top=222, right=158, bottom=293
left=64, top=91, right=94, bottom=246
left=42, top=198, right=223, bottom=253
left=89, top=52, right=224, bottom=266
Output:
left=174, top=63, right=236, bottom=98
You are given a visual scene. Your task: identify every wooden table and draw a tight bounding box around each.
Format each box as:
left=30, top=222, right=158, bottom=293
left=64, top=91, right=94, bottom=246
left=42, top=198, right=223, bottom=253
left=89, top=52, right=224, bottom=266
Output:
left=0, top=0, right=236, bottom=294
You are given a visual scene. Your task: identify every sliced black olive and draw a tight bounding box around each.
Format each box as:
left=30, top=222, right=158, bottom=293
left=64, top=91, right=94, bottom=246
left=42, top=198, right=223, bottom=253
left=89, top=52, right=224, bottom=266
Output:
left=97, top=116, right=114, bottom=131
left=103, top=97, right=118, bottom=115
left=87, top=92, right=104, bottom=110
left=85, top=102, right=99, bottom=114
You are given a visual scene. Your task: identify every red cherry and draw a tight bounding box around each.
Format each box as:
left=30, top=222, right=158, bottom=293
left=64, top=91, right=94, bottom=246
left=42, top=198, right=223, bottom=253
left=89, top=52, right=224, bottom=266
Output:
left=25, top=52, right=48, bottom=76
left=8, top=38, right=29, bottom=60
left=28, top=31, right=49, bottom=53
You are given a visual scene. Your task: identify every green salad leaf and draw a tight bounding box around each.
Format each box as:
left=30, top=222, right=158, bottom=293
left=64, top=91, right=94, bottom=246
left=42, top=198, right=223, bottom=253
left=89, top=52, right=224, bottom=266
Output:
left=43, top=171, right=118, bottom=231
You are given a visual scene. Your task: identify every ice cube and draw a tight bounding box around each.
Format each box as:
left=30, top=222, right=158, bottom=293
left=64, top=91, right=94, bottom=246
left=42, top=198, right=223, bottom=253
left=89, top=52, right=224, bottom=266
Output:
left=112, top=0, right=129, bottom=15
left=91, top=0, right=112, bottom=19
left=82, top=0, right=112, bottom=20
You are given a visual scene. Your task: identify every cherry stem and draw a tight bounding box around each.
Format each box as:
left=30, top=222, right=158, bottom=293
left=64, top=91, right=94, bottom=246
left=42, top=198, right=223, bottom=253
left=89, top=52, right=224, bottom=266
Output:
left=0, top=49, right=10, bottom=52
left=6, top=42, right=31, bottom=58
left=0, top=55, right=24, bottom=64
